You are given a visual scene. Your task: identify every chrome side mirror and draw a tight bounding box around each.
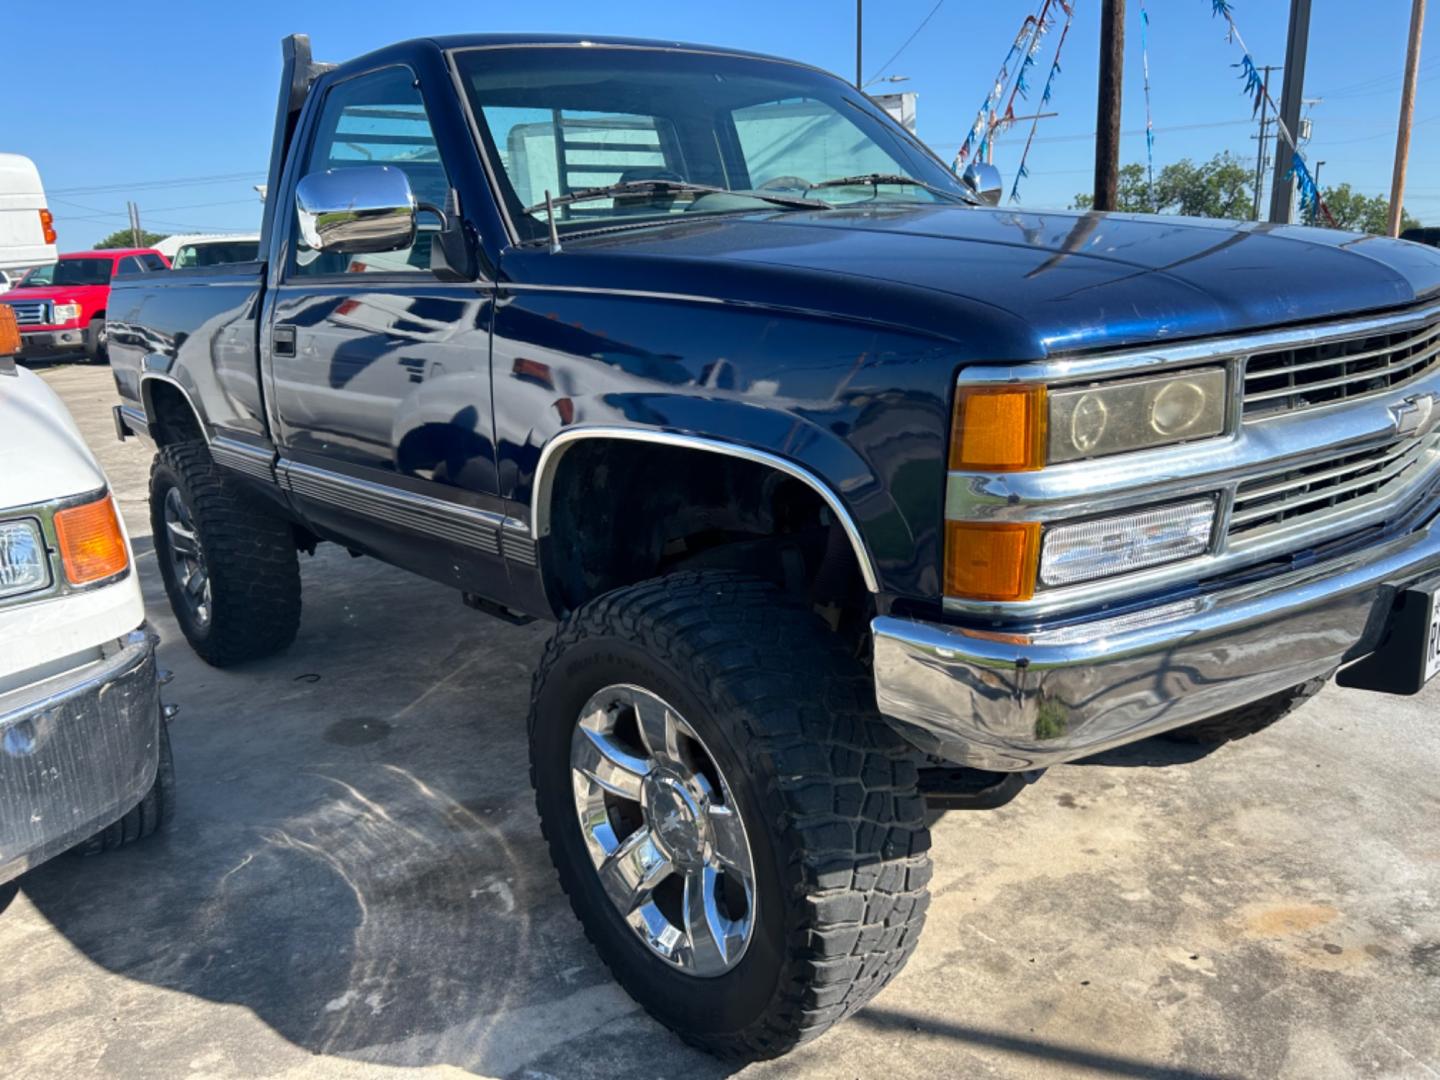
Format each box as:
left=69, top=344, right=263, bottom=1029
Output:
left=295, top=165, right=416, bottom=254
left=961, top=162, right=1003, bottom=207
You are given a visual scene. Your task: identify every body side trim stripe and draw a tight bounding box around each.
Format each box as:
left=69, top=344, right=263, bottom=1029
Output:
left=275, top=459, right=508, bottom=557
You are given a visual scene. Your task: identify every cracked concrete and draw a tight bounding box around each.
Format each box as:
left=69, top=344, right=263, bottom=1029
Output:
left=1, top=363, right=1437, bottom=1079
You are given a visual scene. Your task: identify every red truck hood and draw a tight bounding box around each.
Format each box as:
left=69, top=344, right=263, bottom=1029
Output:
left=2, top=283, right=110, bottom=306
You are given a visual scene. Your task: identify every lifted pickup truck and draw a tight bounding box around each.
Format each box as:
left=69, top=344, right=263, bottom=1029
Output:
left=108, top=33, right=1440, bottom=1060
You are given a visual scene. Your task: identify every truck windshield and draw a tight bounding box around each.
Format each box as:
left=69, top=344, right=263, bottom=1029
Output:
left=453, top=46, right=967, bottom=241
left=19, top=257, right=112, bottom=287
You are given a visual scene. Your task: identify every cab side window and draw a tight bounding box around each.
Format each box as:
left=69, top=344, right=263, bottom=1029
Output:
left=291, top=65, right=451, bottom=278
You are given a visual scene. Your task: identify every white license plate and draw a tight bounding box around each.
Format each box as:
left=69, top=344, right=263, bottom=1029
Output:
left=1425, top=590, right=1440, bottom=685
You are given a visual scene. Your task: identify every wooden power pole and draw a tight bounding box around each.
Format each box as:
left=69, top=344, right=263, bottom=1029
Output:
left=1269, top=0, right=1313, bottom=223
left=1389, top=0, right=1427, bottom=236
left=1093, top=0, right=1125, bottom=210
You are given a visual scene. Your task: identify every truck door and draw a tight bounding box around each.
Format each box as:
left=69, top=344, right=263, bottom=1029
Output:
left=266, top=63, right=505, bottom=594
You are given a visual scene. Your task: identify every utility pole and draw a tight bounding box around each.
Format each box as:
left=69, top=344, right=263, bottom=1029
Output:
left=1250, top=65, right=1275, bottom=221
left=1389, top=0, right=1426, bottom=236
left=1093, top=0, right=1125, bottom=211
left=855, top=0, right=863, bottom=88
left=1269, top=0, right=1312, bottom=224
left=1312, top=160, right=1326, bottom=224
left=127, top=201, right=142, bottom=247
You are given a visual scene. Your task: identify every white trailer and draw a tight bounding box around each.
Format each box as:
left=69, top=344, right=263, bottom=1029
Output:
left=0, top=154, right=57, bottom=273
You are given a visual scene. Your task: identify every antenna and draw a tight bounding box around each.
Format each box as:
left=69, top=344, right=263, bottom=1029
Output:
left=545, top=190, right=561, bottom=253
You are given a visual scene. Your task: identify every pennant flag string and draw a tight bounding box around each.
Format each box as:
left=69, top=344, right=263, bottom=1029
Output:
left=1209, top=1, right=1335, bottom=225
left=955, top=4, right=1058, bottom=168
left=1010, top=1, right=1077, bottom=203
left=1140, top=1, right=1156, bottom=205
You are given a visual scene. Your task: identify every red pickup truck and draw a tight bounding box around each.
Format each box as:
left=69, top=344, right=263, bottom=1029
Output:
left=1, top=247, right=169, bottom=362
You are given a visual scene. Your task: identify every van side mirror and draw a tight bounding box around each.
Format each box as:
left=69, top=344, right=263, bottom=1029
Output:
left=295, top=165, right=417, bottom=254
left=961, top=162, right=1004, bottom=207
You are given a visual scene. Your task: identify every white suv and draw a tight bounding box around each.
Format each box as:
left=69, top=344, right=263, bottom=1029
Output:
left=0, top=315, right=172, bottom=886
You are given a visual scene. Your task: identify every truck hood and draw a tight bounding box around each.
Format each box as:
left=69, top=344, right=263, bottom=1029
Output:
left=1, top=283, right=108, bottom=306
left=539, top=206, right=1440, bottom=358
left=1, top=365, right=107, bottom=509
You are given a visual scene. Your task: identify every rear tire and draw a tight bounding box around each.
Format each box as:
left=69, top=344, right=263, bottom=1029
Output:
left=529, top=571, right=931, bottom=1061
left=83, top=316, right=106, bottom=364
left=150, top=443, right=301, bottom=666
left=1163, top=677, right=1327, bottom=745
left=75, top=722, right=175, bottom=855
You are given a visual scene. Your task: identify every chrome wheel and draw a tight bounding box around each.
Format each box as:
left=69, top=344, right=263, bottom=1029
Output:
left=162, top=486, right=210, bottom=628
left=570, top=684, right=757, bottom=977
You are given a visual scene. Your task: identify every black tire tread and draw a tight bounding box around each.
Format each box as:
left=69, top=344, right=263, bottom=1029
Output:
left=1163, top=677, right=1327, bottom=745
left=151, top=442, right=301, bottom=666
left=529, top=571, right=931, bottom=1061
left=75, top=722, right=175, bottom=856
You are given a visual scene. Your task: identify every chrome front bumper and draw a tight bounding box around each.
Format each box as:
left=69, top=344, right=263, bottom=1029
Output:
left=873, top=509, right=1440, bottom=772
left=0, top=630, right=161, bottom=883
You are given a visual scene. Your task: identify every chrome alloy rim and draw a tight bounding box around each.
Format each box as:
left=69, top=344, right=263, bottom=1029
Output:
left=162, top=486, right=211, bottom=628
left=570, top=684, right=757, bottom=977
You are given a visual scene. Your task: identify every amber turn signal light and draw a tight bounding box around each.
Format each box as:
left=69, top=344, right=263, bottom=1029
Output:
left=949, top=384, right=1047, bottom=472
left=54, top=494, right=130, bottom=586
left=39, top=208, right=56, bottom=245
left=0, top=303, right=18, bottom=356
left=944, top=520, right=1041, bottom=602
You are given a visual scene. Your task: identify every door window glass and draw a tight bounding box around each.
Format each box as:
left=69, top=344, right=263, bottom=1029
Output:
left=292, top=66, right=451, bottom=277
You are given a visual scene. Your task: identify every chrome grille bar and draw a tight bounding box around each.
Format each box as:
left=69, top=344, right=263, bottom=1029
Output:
left=1229, top=432, right=1439, bottom=536
left=1243, top=309, right=1440, bottom=416
left=1, top=300, right=50, bottom=327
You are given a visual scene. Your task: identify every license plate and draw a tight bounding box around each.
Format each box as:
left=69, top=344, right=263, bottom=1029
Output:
left=1425, top=590, right=1440, bottom=686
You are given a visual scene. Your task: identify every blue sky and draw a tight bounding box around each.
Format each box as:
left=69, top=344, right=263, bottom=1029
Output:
left=8, top=0, right=1435, bottom=250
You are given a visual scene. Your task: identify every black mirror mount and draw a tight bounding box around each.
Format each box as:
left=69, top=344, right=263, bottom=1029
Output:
left=427, top=189, right=478, bottom=283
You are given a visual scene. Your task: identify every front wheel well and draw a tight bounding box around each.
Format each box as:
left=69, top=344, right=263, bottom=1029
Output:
left=539, top=438, right=874, bottom=639
left=143, top=379, right=205, bottom=447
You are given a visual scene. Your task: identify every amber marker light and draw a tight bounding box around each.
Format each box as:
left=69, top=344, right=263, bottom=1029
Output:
left=944, top=520, right=1042, bottom=602
left=0, top=304, right=18, bottom=356
left=39, top=208, right=57, bottom=245
left=949, top=384, right=1047, bottom=472
left=54, top=494, right=130, bottom=585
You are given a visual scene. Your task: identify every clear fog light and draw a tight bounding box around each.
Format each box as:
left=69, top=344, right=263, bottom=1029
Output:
left=1040, top=499, right=1216, bottom=587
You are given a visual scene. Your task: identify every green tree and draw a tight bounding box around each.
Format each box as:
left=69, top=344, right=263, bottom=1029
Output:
left=1072, top=153, right=1254, bottom=218
left=93, top=228, right=167, bottom=249
left=1316, top=183, right=1418, bottom=234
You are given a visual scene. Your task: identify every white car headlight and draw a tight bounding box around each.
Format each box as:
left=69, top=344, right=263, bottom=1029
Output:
left=1047, top=368, right=1228, bottom=464
left=1040, top=499, right=1216, bottom=587
left=52, top=302, right=82, bottom=323
left=0, top=519, right=49, bottom=598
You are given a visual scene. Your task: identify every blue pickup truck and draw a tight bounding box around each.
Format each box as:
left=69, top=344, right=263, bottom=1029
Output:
left=107, top=32, right=1440, bottom=1060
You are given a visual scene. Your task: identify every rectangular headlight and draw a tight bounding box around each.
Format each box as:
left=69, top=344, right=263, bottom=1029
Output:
left=1047, top=368, right=1227, bottom=464
left=0, top=519, right=49, bottom=598
left=52, top=302, right=81, bottom=324
left=1040, top=499, right=1216, bottom=587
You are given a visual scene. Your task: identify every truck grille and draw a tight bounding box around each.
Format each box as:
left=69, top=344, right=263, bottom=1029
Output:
left=1229, top=430, right=1440, bottom=538
left=1243, top=312, right=1440, bottom=416
left=1, top=300, right=50, bottom=326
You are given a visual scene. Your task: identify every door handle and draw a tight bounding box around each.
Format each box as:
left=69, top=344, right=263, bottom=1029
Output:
left=273, top=324, right=297, bottom=357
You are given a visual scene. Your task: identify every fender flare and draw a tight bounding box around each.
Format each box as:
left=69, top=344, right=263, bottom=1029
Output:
left=530, top=425, right=881, bottom=593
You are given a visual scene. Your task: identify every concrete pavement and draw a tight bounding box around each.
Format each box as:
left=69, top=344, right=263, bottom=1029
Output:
left=1, top=363, right=1438, bottom=1079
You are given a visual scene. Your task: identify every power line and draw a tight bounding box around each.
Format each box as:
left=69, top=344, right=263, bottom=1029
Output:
left=49, top=171, right=265, bottom=196
left=865, top=0, right=946, bottom=85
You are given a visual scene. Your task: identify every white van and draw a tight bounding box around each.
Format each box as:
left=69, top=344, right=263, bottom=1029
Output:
left=0, top=154, right=57, bottom=274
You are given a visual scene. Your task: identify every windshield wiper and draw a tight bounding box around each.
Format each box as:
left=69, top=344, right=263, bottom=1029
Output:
left=523, top=179, right=829, bottom=217
left=807, top=173, right=975, bottom=204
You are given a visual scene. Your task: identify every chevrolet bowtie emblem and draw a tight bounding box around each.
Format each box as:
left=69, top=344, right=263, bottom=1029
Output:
left=1390, top=392, right=1438, bottom=437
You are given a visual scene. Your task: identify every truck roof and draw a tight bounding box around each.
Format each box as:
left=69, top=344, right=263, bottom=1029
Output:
left=348, top=33, right=797, bottom=70
left=58, top=248, right=157, bottom=259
